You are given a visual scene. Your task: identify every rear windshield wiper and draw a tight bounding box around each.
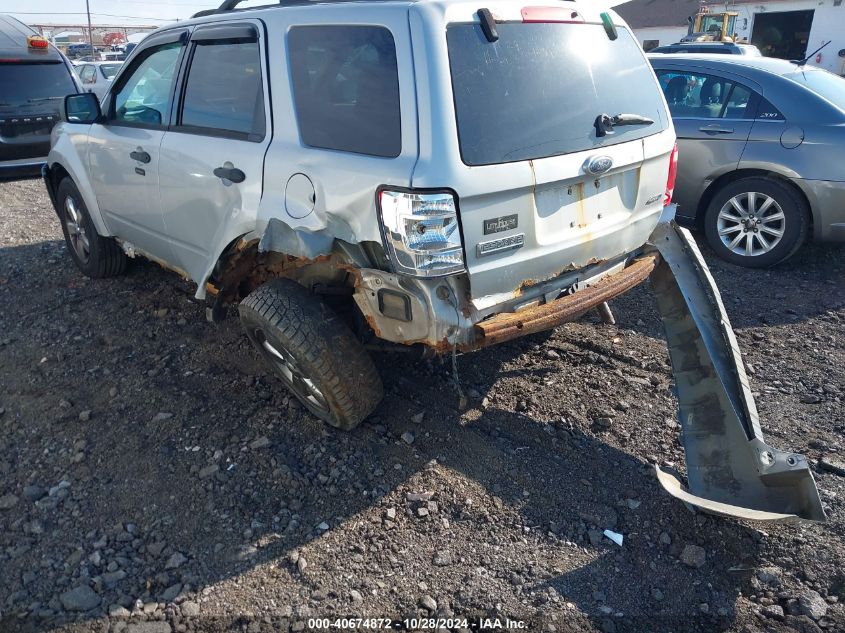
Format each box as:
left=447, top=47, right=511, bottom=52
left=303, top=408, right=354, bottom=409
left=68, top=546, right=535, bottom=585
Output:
left=594, top=113, right=654, bottom=137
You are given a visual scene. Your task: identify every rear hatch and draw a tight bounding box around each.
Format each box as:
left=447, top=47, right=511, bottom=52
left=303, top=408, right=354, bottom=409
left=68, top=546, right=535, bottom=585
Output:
left=0, top=61, right=76, bottom=162
left=432, top=6, right=674, bottom=306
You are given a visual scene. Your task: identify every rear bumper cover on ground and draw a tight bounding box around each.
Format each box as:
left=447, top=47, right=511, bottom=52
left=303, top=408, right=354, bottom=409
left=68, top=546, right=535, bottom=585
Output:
left=649, top=217, right=825, bottom=522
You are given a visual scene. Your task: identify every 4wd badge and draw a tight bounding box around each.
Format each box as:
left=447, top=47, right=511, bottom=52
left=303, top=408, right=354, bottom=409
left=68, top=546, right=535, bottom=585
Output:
left=483, top=214, right=518, bottom=235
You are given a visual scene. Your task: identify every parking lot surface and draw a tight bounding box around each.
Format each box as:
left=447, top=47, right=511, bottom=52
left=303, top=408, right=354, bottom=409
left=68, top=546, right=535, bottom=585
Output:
left=0, top=178, right=843, bottom=632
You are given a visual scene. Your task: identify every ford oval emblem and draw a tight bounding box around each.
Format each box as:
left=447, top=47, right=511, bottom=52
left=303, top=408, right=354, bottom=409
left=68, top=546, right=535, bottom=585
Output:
left=585, top=156, right=614, bottom=176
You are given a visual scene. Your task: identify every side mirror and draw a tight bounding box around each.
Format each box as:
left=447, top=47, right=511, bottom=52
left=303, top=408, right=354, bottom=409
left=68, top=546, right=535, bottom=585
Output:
left=62, top=93, right=101, bottom=124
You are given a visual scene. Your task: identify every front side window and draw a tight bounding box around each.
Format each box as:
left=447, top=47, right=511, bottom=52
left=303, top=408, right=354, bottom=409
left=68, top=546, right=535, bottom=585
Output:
left=288, top=25, right=401, bottom=158
left=179, top=39, right=265, bottom=140
left=112, top=42, right=182, bottom=127
left=657, top=70, right=752, bottom=119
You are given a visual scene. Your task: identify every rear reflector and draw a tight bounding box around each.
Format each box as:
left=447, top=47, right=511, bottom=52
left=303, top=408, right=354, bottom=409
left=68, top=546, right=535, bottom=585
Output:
left=521, top=7, right=584, bottom=23
left=665, top=142, right=679, bottom=206
left=27, top=36, right=49, bottom=49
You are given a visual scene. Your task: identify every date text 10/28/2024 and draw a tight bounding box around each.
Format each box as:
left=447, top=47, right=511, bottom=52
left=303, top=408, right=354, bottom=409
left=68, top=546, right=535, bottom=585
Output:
left=306, top=618, right=528, bottom=630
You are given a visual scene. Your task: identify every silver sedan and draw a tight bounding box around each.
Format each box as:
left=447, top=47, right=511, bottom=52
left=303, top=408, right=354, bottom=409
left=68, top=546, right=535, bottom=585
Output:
left=650, top=54, right=845, bottom=267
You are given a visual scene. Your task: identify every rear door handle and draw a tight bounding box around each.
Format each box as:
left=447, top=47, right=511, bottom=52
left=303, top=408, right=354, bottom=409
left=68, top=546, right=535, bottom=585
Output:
left=213, top=166, right=246, bottom=183
left=699, top=124, right=734, bottom=135
left=129, top=150, right=151, bottom=163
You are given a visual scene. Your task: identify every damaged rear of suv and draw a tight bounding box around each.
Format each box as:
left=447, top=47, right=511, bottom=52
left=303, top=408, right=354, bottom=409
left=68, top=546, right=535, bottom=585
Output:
left=44, top=0, right=825, bottom=522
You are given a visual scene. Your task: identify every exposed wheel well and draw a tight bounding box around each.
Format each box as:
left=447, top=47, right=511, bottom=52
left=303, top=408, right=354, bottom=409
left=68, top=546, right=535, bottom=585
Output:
left=696, top=169, right=812, bottom=231
left=47, top=164, right=72, bottom=207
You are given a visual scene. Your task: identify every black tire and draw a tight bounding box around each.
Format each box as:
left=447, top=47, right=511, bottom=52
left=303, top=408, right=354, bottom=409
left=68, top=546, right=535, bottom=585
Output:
left=703, top=177, right=808, bottom=268
left=239, top=279, right=383, bottom=430
left=57, top=177, right=127, bottom=278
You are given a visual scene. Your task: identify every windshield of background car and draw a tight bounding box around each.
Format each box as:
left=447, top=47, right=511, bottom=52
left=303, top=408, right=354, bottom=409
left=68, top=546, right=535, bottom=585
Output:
left=99, top=64, right=121, bottom=80
left=0, top=62, right=77, bottom=106
left=446, top=22, right=668, bottom=166
left=784, top=69, right=845, bottom=113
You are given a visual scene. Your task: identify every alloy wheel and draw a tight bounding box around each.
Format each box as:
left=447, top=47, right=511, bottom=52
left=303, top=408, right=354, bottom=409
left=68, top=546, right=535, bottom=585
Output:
left=252, top=328, right=330, bottom=415
left=716, top=192, right=785, bottom=257
left=64, top=195, right=91, bottom=263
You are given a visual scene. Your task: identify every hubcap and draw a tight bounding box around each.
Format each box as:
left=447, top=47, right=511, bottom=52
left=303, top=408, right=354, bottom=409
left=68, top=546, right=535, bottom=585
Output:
left=64, top=195, right=90, bottom=263
left=253, top=329, right=329, bottom=415
left=716, top=192, right=785, bottom=257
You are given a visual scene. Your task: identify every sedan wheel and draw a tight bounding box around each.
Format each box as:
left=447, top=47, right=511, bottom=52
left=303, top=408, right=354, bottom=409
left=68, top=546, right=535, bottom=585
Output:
left=703, top=177, right=809, bottom=268
left=716, top=192, right=785, bottom=257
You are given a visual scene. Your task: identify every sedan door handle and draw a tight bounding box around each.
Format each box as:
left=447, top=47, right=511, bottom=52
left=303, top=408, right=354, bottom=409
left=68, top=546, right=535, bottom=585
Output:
left=699, top=124, right=734, bottom=135
left=213, top=166, right=246, bottom=183
left=129, top=150, right=151, bottom=163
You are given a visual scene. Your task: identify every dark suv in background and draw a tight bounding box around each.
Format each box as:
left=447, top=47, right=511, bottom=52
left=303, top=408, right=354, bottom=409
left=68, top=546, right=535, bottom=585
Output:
left=0, top=15, right=80, bottom=181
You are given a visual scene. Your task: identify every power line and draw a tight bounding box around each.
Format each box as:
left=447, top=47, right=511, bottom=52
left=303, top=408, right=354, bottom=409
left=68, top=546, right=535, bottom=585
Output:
left=8, top=12, right=174, bottom=22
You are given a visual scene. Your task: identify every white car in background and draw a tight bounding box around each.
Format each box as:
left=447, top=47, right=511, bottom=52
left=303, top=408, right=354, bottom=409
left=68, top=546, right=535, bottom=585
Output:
left=75, top=61, right=122, bottom=100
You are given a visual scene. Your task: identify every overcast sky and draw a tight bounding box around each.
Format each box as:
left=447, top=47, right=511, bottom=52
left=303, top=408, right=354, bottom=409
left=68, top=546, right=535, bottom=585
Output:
left=0, top=0, right=231, bottom=26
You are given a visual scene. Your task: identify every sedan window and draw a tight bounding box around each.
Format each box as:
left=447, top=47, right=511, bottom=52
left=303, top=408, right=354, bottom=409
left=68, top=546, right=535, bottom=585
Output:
left=657, top=70, right=752, bottom=119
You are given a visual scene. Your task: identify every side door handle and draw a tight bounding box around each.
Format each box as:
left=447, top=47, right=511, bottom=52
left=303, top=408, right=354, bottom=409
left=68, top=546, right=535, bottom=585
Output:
left=129, top=150, right=151, bottom=163
left=699, top=124, right=734, bottom=135
left=213, top=166, right=246, bottom=183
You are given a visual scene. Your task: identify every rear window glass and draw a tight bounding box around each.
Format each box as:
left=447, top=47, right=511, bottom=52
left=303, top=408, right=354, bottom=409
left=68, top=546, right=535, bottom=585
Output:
left=0, top=62, right=77, bottom=105
left=99, top=64, right=121, bottom=80
left=288, top=25, right=401, bottom=158
left=784, top=69, right=845, bottom=112
left=447, top=23, right=667, bottom=166
left=180, top=40, right=265, bottom=140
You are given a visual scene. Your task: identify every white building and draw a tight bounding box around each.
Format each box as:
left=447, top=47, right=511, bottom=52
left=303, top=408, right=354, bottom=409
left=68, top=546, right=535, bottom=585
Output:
left=614, top=0, right=845, bottom=75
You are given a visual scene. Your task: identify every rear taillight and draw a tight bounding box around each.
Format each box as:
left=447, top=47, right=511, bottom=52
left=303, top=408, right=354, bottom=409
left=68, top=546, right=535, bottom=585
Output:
left=664, top=142, right=678, bottom=206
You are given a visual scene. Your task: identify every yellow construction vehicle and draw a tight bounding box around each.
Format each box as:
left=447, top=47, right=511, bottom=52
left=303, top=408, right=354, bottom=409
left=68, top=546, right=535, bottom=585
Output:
left=681, top=6, right=738, bottom=43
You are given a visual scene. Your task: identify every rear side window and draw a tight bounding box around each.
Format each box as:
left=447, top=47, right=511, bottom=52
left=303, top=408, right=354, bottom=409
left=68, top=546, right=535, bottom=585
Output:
left=0, top=62, right=77, bottom=105
left=180, top=40, right=265, bottom=140
left=288, top=25, right=401, bottom=158
left=657, top=71, right=753, bottom=119
left=446, top=23, right=667, bottom=166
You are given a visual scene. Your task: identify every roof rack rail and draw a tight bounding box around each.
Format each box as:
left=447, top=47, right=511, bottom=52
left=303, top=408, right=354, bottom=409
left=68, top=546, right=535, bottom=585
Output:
left=192, top=0, right=282, bottom=19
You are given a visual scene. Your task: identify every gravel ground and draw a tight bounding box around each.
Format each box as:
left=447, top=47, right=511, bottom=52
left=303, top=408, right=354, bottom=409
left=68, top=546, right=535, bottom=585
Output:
left=0, top=178, right=843, bottom=633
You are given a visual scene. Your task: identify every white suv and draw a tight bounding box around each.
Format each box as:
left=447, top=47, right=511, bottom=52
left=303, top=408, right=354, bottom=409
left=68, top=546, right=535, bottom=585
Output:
left=45, top=0, right=676, bottom=427
left=42, top=0, right=827, bottom=523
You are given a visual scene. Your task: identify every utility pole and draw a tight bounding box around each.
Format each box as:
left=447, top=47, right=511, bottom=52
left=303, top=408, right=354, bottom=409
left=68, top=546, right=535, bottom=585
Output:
left=85, top=0, right=94, bottom=56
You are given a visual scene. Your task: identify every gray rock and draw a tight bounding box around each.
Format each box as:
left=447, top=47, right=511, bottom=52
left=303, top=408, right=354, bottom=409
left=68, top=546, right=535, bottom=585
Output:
left=659, top=532, right=671, bottom=545
left=587, top=529, right=603, bottom=547
left=0, top=494, right=19, bottom=510
left=593, top=417, right=613, bottom=429
left=151, top=412, right=173, bottom=423
left=419, top=595, right=437, bottom=611
left=249, top=436, right=271, bottom=450
left=78, top=410, right=92, bottom=422
left=385, top=508, right=396, bottom=520
left=762, top=604, right=785, bottom=620
left=680, top=544, right=706, bottom=568
left=23, top=485, right=46, bottom=502
left=198, top=464, right=219, bottom=479
left=101, top=570, right=127, bottom=588
left=161, top=583, right=182, bottom=602
left=146, top=541, right=166, bottom=557
left=59, top=584, right=101, bottom=611
left=401, top=432, right=415, bottom=445
left=756, top=566, right=782, bottom=587
left=127, top=623, right=172, bottom=633
left=109, top=604, right=131, bottom=617
left=181, top=601, right=200, bottom=617
left=349, top=589, right=363, bottom=605
left=165, top=552, right=187, bottom=569
left=797, top=589, right=828, bottom=620
left=432, top=550, right=452, bottom=566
